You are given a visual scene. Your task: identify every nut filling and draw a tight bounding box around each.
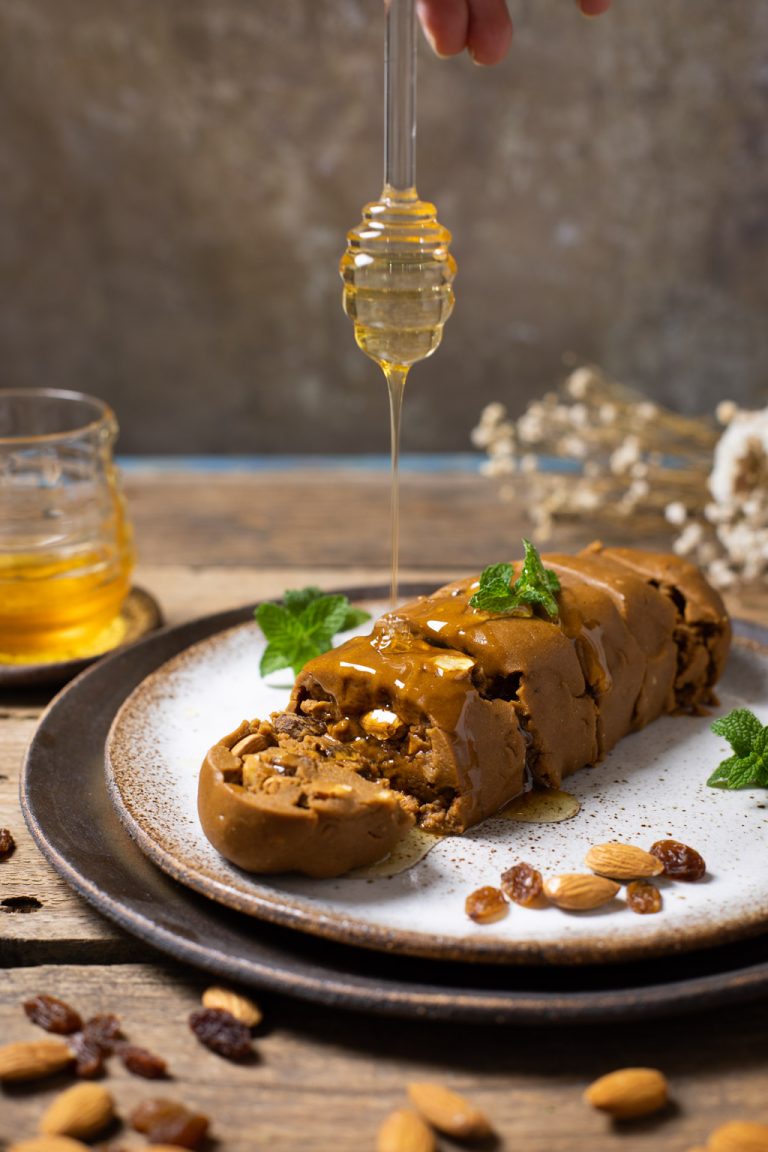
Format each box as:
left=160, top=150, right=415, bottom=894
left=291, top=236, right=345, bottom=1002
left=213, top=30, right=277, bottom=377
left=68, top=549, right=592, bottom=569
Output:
left=199, top=546, right=730, bottom=877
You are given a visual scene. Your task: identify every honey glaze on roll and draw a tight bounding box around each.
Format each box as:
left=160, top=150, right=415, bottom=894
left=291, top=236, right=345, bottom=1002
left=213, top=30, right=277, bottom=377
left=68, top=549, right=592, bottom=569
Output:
left=198, top=544, right=731, bottom=877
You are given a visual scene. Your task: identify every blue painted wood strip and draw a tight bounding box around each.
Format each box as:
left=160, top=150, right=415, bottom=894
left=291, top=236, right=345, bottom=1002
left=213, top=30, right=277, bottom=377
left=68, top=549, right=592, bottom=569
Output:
left=115, top=453, right=577, bottom=474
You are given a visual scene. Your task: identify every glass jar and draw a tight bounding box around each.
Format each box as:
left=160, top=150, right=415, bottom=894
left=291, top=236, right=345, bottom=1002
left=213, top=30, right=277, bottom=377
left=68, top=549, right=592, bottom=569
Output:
left=0, top=388, right=134, bottom=663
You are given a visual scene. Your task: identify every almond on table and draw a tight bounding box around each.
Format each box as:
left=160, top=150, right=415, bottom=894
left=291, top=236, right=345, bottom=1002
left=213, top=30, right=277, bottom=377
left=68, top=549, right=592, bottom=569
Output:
left=0, top=1039, right=74, bottom=1082
left=39, top=1083, right=115, bottom=1139
left=407, top=1082, right=493, bottom=1140
left=10, top=1140, right=91, bottom=1152
left=707, top=1120, right=768, bottom=1151
left=201, top=986, right=262, bottom=1028
left=583, top=1067, right=669, bottom=1119
left=377, top=1108, right=436, bottom=1152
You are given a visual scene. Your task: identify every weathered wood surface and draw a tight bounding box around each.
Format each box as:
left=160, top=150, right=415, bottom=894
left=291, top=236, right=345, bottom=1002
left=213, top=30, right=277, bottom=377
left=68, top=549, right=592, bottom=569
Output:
left=2, top=964, right=768, bottom=1151
left=123, top=468, right=543, bottom=569
left=1, top=468, right=767, bottom=1150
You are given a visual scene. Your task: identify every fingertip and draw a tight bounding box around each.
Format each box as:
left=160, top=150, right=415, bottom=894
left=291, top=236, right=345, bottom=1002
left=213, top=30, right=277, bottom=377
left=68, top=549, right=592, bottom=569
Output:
left=469, top=20, right=513, bottom=66
left=416, top=0, right=469, bottom=58
left=467, top=0, right=513, bottom=66
left=578, top=0, right=612, bottom=16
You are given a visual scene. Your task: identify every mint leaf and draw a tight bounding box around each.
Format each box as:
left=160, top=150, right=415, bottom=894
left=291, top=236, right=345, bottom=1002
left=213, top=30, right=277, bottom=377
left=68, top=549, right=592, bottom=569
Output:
left=708, top=708, right=768, bottom=790
left=711, top=708, right=763, bottom=758
left=340, top=605, right=372, bottom=631
left=469, top=541, right=560, bottom=619
left=514, top=538, right=561, bottom=619
left=300, top=595, right=349, bottom=643
left=282, top=586, right=325, bottom=616
left=255, top=588, right=371, bottom=678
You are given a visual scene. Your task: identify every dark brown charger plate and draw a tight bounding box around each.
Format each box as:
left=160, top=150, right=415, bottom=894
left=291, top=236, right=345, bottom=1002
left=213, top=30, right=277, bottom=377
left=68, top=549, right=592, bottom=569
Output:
left=20, top=588, right=768, bottom=1023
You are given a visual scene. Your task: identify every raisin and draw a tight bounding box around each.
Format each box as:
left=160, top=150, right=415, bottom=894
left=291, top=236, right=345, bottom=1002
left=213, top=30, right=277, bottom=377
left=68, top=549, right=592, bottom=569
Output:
left=83, top=1013, right=123, bottom=1054
left=130, top=1098, right=209, bottom=1149
left=465, top=885, right=509, bottom=924
left=650, top=839, right=706, bottom=881
left=69, top=1030, right=106, bottom=1078
left=23, top=993, right=83, bottom=1035
left=189, top=1007, right=254, bottom=1061
left=131, top=1098, right=188, bottom=1133
left=0, top=828, right=16, bottom=862
left=500, top=862, right=544, bottom=907
left=626, top=880, right=663, bottom=915
left=118, top=1042, right=168, bottom=1079
left=148, top=1112, right=210, bottom=1149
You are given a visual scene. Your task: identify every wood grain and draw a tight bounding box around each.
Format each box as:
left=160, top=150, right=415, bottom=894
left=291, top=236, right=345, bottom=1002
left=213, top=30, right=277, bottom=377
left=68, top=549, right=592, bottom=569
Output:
left=1, top=964, right=768, bottom=1151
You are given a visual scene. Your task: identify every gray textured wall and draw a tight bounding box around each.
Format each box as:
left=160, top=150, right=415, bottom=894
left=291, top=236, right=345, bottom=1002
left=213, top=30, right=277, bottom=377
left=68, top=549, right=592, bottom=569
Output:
left=1, top=0, right=767, bottom=454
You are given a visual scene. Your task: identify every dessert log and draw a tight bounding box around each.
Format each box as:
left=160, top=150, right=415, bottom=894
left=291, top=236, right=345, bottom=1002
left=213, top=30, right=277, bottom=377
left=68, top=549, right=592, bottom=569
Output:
left=198, top=545, right=730, bottom=878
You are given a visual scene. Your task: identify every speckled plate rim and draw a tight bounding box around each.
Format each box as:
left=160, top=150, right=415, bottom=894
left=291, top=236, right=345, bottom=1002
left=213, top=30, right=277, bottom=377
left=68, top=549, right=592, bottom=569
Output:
left=104, top=588, right=768, bottom=967
left=19, top=591, right=768, bottom=1023
left=0, top=586, right=163, bottom=689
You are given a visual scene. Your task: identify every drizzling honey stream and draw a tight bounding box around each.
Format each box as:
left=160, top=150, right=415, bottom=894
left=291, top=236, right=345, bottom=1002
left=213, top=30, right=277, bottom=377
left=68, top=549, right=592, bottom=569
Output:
left=340, top=0, right=456, bottom=605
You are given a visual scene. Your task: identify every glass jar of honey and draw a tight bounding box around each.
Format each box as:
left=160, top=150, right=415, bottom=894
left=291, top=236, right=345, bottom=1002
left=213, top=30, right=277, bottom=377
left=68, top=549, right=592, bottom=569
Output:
left=0, top=389, right=134, bottom=664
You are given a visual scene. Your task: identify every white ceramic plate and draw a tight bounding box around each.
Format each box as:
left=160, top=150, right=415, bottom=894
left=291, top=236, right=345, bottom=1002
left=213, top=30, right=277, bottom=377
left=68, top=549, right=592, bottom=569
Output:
left=105, top=599, right=768, bottom=964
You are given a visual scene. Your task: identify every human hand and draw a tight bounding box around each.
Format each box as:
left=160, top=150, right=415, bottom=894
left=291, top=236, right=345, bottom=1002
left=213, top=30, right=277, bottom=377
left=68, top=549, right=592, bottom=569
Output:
left=415, top=0, right=612, bottom=66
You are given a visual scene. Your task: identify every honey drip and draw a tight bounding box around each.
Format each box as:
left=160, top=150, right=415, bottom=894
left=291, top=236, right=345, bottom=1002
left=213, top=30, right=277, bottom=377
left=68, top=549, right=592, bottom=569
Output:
left=341, top=188, right=456, bottom=603
left=499, top=789, right=582, bottom=824
left=350, top=826, right=436, bottom=879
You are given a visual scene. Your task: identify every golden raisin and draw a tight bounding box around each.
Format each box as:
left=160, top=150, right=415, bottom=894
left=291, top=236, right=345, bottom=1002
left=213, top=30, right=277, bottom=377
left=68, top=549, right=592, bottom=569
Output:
left=465, top=886, right=508, bottom=924
left=650, top=839, right=706, bottom=881
left=626, top=880, right=663, bottom=915
left=131, top=1099, right=188, bottom=1133
left=500, top=862, right=544, bottom=907
left=0, top=828, right=16, bottom=861
left=118, top=1043, right=168, bottom=1079
left=23, top=994, right=83, bottom=1035
left=131, top=1098, right=209, bottom=1150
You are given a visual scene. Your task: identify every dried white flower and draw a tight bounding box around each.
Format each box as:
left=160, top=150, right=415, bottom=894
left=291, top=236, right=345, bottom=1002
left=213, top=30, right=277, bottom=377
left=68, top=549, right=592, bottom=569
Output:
left=665, top=501, right=688, bottom=526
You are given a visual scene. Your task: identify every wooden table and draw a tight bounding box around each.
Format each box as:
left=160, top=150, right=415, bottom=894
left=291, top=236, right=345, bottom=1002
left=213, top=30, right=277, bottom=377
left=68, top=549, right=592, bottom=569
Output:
left=2, top=463, right=767, bottom=1151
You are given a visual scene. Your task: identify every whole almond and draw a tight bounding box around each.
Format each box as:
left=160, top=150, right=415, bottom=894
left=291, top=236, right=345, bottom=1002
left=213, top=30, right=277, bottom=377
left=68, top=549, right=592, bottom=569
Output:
left=544, top=873, right=620, bottom=911
left=10, top=1140, right=90, bottom=1152
left=407, top=1082, right=492, bottom=1140
left=377, top=1109, right=435, bottom=1152
left=586, top=842, right=665, bottom=881
left=201, top=986, right=262, bottom=1028
left=40, top=1083, right=115, bottom=1139
left=0, top=1040, right=74, bottom=1082
left=708, top=1121, right=768, bottom=1151
left=584, top=1067, right=668, bottom=1118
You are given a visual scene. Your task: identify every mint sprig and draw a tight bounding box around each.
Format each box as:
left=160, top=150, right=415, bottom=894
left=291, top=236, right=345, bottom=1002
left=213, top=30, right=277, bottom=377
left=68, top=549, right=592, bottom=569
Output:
left=708, top=708, right=768, bottom=789
left=469, top=540, right=561, bottom=619
left=255, top=588, right=370, bottom=678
